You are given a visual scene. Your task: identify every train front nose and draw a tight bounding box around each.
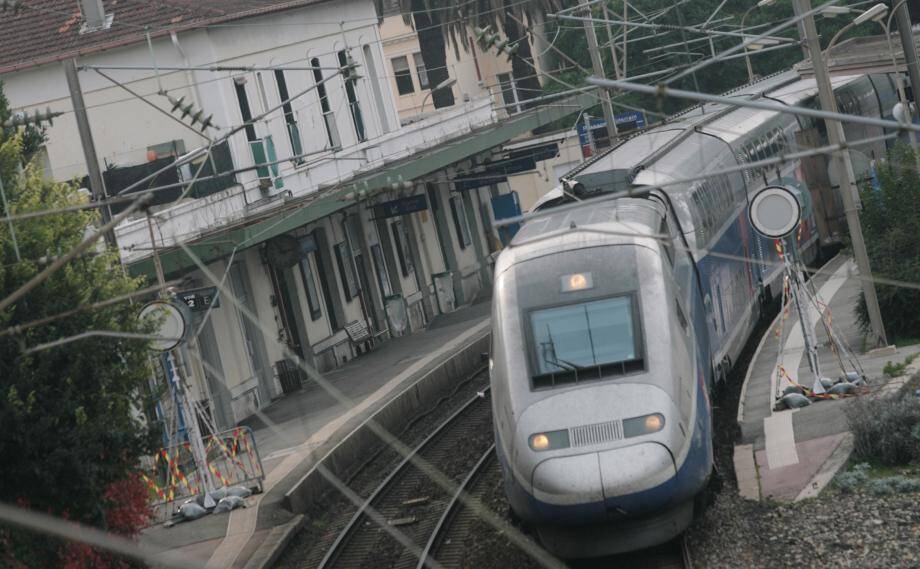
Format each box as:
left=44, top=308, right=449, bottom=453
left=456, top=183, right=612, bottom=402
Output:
left=531, top=441, right=677, bottom=523
left=516, top=384, right=684, bottom=524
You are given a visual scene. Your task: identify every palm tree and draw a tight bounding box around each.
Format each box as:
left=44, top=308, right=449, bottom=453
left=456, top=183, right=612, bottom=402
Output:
left=385, top=0, right=564, bottom=110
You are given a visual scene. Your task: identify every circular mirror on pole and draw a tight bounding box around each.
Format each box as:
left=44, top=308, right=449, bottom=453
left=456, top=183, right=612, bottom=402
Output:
left=749, top=185, right=803, bottom=238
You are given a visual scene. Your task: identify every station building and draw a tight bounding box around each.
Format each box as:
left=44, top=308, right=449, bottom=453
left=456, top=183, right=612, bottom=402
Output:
left=0, top=0, right=588, bottom=429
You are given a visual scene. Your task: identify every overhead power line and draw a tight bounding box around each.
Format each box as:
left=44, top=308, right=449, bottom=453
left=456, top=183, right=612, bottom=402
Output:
left=586, top=75, right=920, bottom=133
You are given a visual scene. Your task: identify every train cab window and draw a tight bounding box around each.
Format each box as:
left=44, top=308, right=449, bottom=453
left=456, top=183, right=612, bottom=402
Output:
left=529, top=295, right=643, bottom=389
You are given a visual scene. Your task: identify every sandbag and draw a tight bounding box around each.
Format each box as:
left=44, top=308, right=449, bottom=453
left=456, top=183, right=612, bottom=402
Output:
left=783, top=385, right=805, bottom=396
left=828, top=382, right=856, bottom=395
left=213, top=495, right=245, bottom=514
left=782, top=392, right=812, bottom=409
left=178, top=501, right=207, bottom=521
left=226, top=486, right=252, bottom=499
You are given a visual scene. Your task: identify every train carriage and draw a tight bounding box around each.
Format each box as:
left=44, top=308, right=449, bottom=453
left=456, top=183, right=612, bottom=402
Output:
left=489, top=70, right=902, bottom=557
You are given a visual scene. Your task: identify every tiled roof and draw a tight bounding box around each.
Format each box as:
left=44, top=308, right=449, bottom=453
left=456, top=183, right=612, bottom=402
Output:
left=0, top=0, right=330, bottom=74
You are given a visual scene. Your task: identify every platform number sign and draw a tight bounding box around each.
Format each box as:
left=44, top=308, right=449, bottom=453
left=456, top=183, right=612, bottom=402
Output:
left=177, top=287, right=220, bottom=312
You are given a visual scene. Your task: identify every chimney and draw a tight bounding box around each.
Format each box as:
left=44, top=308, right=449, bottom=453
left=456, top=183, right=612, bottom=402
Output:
left=80, top=0, right=111, bottom=33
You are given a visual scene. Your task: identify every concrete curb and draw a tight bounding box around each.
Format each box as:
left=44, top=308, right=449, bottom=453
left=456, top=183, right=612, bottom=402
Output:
left=242, top=514, right=305, bottom=569
left=283, top=330, right=491, bottom=514
left=794, top=433, right=853, bottom=502
left=733, top=444, right=760, bottom=501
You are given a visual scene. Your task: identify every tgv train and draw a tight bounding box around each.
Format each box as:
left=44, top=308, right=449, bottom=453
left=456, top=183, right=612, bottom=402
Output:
left=489, top=70, right=902, bottom=557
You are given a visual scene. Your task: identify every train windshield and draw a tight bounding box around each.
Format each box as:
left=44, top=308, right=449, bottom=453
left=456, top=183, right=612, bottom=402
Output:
left=529, top=295, right=643, bottom=389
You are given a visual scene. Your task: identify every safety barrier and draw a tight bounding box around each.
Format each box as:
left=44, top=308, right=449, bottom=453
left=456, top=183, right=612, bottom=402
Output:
left=142, top=426, right=264, bottom=524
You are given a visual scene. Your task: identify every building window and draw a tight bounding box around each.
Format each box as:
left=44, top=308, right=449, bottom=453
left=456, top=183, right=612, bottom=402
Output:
left=392, top=56, right=415, bottom=95
left=335, top=242, right=360, bottom=300
left=275, top=70, right=304, bottom=160
left=312, top=57, right=341, bottom=149
left=390, top=219, right=415, bottom=277
left=413, top=52, right=430, bottom=89
left=235, top=79, right=282, bottom=189
left=497, top=72, right=522, bottom=114
left=363, top=44, right=391, bottom=133
left=298, top=259, right=322, bottom=322
left=338, top=50, right=366, bottom=142
left=234, top=80, right=258, bottom=142
left=371, top=243, right=392, bottom=297
left=449, top=196, right=472, bottom=249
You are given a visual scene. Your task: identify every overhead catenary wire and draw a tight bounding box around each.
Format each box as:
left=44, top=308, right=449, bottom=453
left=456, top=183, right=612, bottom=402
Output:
left=663, top=0, right=839, bottom=84
left=585, top=75, right=920, bottom=134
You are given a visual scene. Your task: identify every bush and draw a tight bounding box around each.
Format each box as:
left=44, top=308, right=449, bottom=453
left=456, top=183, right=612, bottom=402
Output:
left=846, top=391, right=920, bottom=466
left=856, top=144, right=920, bottom=341
left=834, top=464, right=869, bottom=493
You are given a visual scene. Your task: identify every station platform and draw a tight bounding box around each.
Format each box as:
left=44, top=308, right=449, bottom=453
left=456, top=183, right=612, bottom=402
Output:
left=734, top=255, right=920, bottom=502
left=140, top=300, right=491, bottom=568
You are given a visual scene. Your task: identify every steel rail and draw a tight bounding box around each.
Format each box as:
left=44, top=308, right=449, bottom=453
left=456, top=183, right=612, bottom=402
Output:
left=415, top=445, right=496, bottom=569
left=317, top=388, right=492, bottom=569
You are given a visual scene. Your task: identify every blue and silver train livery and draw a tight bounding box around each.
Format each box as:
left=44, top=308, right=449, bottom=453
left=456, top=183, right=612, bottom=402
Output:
left=489, top=70, right=900, bottom=557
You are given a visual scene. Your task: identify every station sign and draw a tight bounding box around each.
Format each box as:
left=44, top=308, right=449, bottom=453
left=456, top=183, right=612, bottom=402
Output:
left=376, top=194, right=428, bottom=219
left=176, top=287, right=220, bottom=312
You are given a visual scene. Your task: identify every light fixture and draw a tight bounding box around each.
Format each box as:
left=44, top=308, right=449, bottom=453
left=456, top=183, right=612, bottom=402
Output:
left=433, top=77, right=457, bottom=92
left=821, top=5, right=852, bottom=17
left=854, top=3, right=888, bottom=25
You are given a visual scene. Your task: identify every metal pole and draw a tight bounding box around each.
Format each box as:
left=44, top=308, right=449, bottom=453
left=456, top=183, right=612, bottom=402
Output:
left=790, top=0, right=812, bottom=59
left=785, top=247, right=825, bottom=394
left=895, top=1, right=920, bottom=116
left=63, top=58, right=116, bottom=249
left=580, top=1, right=618, bottom=143
left=602, top=3, right=623, bottom=79
left=795, top=0, right=888, bottom=347
left=742, top=7, right=757, bottom=83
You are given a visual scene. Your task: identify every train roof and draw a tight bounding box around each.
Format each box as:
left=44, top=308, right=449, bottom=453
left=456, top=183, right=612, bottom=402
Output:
left=559, top=70, right=874, bottom=207
left=496, top=198, right=666, bottom=274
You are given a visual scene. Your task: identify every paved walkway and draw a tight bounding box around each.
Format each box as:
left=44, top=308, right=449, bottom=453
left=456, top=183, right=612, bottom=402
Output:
left=735, top=255, right=920, bottom=502
left=140, top=300, right=491, bottom=568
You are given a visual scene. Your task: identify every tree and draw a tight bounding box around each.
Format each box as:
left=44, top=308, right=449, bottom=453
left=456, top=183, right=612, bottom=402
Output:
left=856, top=144, right=920, bottom=342
left=389, top=0, right=564, bottom=109
left=0, top=83, right=156, bottom=567
left=0, top=80, right=46, bottom=160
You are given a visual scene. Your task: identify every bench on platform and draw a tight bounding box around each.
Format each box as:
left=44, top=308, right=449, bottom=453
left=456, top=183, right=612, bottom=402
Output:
left=344, top=320, right=388, bottom=351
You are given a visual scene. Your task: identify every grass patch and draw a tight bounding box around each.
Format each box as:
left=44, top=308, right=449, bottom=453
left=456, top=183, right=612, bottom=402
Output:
left=883, top=353, right=918, bottom=378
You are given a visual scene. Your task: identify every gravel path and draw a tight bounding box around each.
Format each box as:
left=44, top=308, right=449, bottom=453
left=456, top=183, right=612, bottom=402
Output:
left=688, top=488, right=920, bottom=568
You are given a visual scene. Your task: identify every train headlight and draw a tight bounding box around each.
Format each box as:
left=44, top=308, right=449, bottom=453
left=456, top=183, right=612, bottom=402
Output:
left=622, top=413, right=665, bottom=438
left=561, top=272, right=593, bottom=292
left=529, top=429, right=570, bottom=451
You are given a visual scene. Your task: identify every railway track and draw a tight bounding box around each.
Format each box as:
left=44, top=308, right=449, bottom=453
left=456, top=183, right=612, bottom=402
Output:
left=418, top=446, right=693, bottom=569
left=416, top=445, right=497, bottom=569
left=316, top=389, right=494, bottom=569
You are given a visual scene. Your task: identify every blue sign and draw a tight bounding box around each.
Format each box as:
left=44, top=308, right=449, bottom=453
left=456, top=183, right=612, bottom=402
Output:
left=377, top=194, right=428, bottom=218
left=577, top=112, right=647, bottom=147
left=491, top=191, right=522, bottom=246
